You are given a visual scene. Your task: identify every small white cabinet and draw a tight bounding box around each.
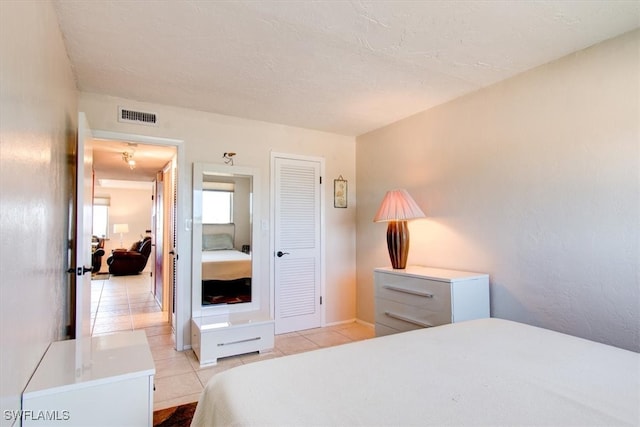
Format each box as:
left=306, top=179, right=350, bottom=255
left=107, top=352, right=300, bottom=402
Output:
left=375, top=266, right=490, bottom=336
left=22, top=331, right=155, bottom=426
left=192, top=312, right=274, bottom=367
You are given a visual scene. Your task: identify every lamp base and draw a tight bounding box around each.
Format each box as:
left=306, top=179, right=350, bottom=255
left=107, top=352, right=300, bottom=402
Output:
left=386, top=221, right=409, bottom=269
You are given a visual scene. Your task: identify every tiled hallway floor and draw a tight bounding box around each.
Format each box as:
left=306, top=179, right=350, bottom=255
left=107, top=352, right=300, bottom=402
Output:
left=91, top=274, right=375, bottom=410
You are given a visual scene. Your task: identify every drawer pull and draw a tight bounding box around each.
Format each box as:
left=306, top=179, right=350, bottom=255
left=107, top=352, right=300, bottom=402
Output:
left=217, top=337, right=261, bottom=347
left=383, top=285, right=434, bottom=298
left=384, top=311, right=433, bottom=328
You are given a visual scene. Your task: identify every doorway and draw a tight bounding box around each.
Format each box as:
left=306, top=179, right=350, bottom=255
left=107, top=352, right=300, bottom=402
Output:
left=90, top=131, right=182, bottom=347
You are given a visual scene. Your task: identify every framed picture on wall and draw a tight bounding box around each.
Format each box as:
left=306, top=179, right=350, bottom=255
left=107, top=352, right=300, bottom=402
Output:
left=334, top=176, right=347, bottom=208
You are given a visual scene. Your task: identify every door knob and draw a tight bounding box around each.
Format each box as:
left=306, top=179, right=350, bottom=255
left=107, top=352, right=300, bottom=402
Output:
left=67, top=266, right=92, bottom=275
left=276, top=251, right=290, bottom=258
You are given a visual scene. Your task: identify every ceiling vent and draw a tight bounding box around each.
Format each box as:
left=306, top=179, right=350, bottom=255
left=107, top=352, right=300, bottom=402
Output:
left=118, top=106, right=158, bottom=126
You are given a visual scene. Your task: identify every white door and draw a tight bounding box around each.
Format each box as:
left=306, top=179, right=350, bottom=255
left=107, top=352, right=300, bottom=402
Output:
left=74, top=113, right=94, bottom=342
left=166, top=162, right=178, bottom=328
left=153, top=175, right=164, bottom=307
left=274, top=156, right=322, bottom=334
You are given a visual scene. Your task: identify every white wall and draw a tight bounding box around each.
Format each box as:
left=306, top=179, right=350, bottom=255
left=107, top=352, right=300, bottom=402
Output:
left=356, top=30, right=639, bottom=352
left=0, top=1, right=78, bottom=422
left=94, top=185, right=154, bottom=272
left=79, top=93, right=357, bottom=343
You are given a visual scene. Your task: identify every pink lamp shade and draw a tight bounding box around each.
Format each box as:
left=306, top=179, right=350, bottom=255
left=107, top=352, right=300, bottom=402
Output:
left=373, top=189, right=425, bottom=222
left=373, top=189, right=425, bottom=269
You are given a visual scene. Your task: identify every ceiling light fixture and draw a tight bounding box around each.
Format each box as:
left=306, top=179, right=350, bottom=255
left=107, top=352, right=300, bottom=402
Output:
left=223, top=152, right=236, bottom=166
left=122, top=151, right=136, bottom=170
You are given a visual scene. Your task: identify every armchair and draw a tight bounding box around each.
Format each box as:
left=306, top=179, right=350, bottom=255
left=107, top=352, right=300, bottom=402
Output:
left=92, top=236, right=105, bottom=273
left=107, top=237, right=152, bottom=276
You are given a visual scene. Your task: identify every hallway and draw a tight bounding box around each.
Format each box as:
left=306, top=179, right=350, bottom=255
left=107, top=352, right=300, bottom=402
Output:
left=91, top=274, right=166, bottom=336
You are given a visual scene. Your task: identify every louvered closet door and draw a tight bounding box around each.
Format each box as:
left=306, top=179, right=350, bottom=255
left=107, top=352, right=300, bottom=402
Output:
left=274, top=157, right=321, bottom=334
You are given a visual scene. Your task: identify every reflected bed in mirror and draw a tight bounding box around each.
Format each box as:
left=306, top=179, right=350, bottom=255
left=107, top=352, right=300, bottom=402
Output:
left=192, top=163, right=260, bottom=315
left=201, top=224, right=251, bottom=305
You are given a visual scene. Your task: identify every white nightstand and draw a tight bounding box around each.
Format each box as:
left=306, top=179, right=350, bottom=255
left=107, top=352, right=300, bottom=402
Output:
left=374, top=266, right=490, bottom=336
left=22, top=331, right=155, bottom=426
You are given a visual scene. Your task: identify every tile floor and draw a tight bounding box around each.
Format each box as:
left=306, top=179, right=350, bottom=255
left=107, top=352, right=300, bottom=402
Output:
left=91, top=274, right=375, bottom=411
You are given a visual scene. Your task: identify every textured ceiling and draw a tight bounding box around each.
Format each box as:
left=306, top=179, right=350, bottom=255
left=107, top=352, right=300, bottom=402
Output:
left=53, top=1, right=639, bottom=136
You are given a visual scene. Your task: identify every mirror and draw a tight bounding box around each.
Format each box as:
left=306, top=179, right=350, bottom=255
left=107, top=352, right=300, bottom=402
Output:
left=192, top=163, right=260, bottom=316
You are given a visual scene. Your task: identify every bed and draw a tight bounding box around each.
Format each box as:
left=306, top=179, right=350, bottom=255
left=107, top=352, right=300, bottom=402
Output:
left=201, top=249, right=251, bottom=281
left=201, top=225, right=252, bottom=305
left=191, top=318, right=639, bottom=426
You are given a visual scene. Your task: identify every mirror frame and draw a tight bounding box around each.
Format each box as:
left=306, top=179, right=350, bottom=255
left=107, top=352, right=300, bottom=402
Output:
left=192, top=162, right=261, bottom=317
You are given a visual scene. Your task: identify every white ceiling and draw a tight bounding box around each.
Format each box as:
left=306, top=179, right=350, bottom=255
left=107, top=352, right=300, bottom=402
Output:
left=53, top=1, right=639, bottom=137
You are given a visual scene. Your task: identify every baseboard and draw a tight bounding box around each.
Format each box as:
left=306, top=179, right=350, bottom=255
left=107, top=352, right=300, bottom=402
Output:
left=354, top=318, right=374, bottom=328
left=323, top=318, right=356, bottom=327
left=323, top=318, right=374, bottom=328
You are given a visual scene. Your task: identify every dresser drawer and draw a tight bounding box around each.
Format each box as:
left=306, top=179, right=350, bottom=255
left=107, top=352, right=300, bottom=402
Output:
left=375, top=298, right=452, bottom=331
left=375, top=273, right=451, bottom=311
left=374, top=266, right=490, bottom=337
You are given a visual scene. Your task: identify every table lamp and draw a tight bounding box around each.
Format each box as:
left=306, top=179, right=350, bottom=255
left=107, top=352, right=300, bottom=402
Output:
left=113, top=223, right=129, bottom=248
left=373, top=189, right=425, bottom=269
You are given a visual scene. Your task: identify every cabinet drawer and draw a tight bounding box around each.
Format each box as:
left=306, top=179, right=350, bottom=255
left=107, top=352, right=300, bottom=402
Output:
left=375, top=273, right=451, bottom=311
left=375, top=298, right=451, bottom=332
left=198, top=322, right=274, bottom=365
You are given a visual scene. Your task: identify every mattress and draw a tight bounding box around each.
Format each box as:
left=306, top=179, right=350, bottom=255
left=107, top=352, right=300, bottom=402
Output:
left=191, top=318, right=639, bottom=426
left=201, top=250, right=251, bottom=281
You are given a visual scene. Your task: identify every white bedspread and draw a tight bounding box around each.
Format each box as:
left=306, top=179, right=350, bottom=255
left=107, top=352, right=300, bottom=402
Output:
left=201, top=250, right=251, bottom=281
left=191, top=318, right=639, bottom=426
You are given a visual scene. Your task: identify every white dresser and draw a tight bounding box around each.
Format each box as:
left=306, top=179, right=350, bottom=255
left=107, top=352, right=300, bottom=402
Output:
left=374, top=266, right=490, bottom=336
left=22, top=331, right=155, bottom=426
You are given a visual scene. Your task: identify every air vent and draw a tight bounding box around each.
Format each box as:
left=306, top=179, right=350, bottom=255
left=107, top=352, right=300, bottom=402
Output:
left=118, top=106, right=158, bottom=126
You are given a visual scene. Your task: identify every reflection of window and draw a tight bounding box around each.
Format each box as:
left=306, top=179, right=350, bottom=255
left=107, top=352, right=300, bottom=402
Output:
left=93, top=205, right=109, bottom=238
left=203, top=190, right=233, bottom=224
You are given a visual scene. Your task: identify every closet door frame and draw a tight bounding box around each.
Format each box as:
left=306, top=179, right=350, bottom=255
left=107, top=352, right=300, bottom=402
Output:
left=270, top=152, right=325, bottom=333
